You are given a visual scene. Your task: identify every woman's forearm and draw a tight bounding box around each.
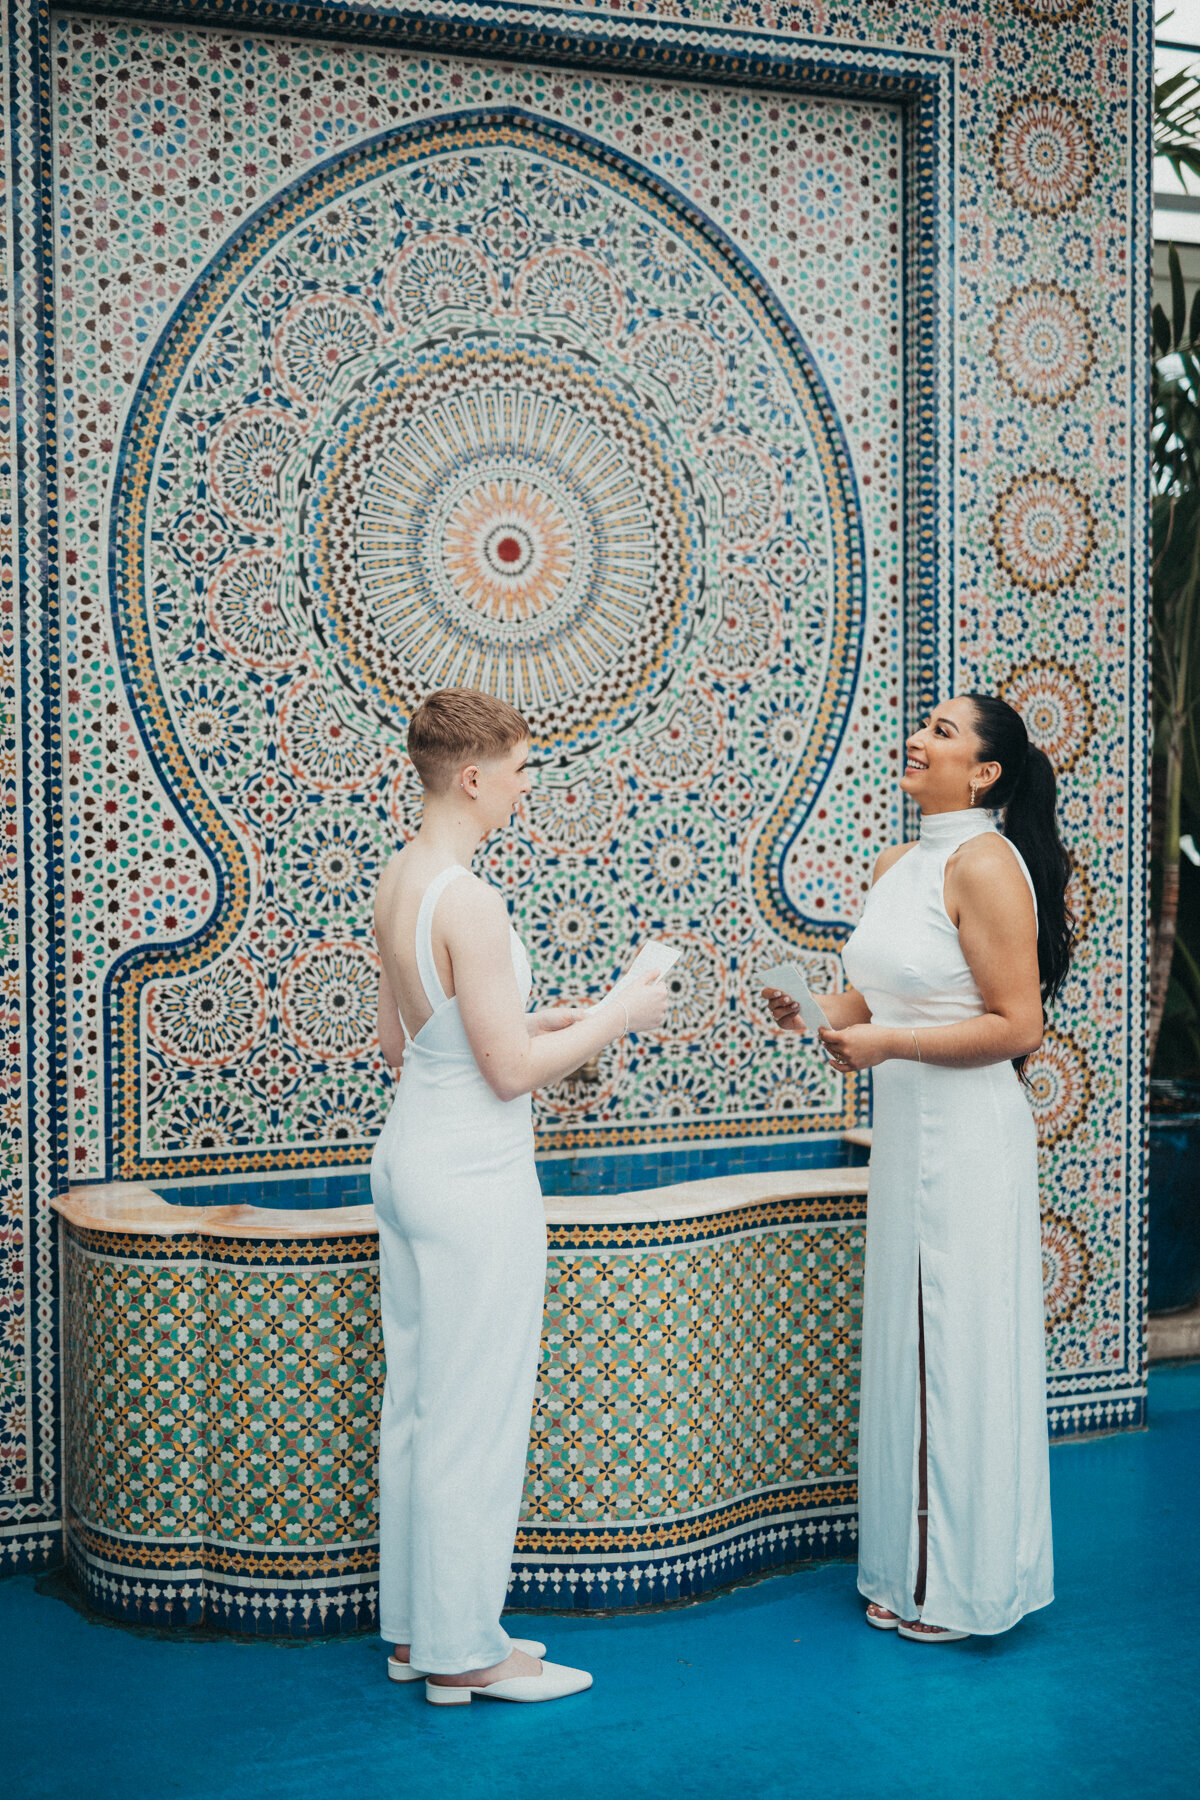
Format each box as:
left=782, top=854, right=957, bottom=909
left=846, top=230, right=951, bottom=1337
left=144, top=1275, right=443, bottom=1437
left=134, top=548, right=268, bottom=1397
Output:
left=482, top=999, right=631, bottom=1100
left=882, top=1013, right=1042, bottom=1070
left=819, top=989, right=872, bottom=1030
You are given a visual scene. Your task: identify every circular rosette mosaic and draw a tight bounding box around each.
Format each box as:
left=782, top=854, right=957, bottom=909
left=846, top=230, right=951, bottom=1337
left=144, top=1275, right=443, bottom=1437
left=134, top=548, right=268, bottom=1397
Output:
left=1042, top=1209, right=1091, bottom=1329
left=280, top=940, right=379, bottom=1062
left=989, top=468, right=1095, bottom=595
left=148, top=1080, right=271, bottom=1155
left=146, top=955, right=266, bottom=1070
left=526, top=765, right=624, bottom=856
left=991, top=93, right=1096, bottom=218
left=651, top=931, right=726, bottom=1044
left=277, top=807, right=389, bottom=921
left=1026, top=1029, right=1091, bottom=1146
left=302, top=345, right=698, bottom=756
left=1000, top=656, right=1094, bottom=776
left=989, top=282, right=1095, bottom=408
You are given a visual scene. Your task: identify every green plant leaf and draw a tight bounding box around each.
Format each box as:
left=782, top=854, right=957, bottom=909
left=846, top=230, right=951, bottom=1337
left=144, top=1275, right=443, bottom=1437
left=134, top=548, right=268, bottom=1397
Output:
left=1151, top=300, right=1173, bottom=356
left=1156, top=302, right=1173, bottom=357
left=1187, top=284, right=1200, bottom=350
left=1160, top=142, right=1200, bottom=186
left=1171, top=243, right=1186, bottom=348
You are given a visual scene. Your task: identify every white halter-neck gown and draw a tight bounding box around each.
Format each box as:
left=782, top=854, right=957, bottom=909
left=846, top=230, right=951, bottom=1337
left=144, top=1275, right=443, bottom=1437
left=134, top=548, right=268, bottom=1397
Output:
left=371, top=863, right=546, bottom=1673
left=841, top=808, right=1053, bottom=1635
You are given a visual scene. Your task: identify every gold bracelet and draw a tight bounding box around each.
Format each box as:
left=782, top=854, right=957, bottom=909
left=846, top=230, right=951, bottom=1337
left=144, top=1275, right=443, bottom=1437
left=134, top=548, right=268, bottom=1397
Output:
left=911, top=1029, right=922, bottom=1064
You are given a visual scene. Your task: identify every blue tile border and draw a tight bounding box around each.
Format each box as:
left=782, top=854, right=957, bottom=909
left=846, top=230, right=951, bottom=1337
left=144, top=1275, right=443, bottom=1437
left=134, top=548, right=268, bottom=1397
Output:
left=536, top=1135, right=865, bottom=1196
left=76, top=1134, right=868, bottom=1211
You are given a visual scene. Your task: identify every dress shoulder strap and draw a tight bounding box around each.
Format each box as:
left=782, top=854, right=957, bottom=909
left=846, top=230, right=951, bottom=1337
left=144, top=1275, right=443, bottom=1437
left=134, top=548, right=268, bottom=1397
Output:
left=415, top=864, right=470, bottom=1012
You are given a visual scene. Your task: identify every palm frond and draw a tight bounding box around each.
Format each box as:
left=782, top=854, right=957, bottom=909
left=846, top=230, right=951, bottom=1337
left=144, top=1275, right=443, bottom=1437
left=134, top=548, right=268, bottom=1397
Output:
left=1155, top=47, right=1200, bottom=187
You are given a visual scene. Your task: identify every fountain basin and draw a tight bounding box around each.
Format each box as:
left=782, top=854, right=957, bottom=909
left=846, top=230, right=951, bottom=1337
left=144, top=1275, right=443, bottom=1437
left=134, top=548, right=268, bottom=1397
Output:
left=54, top=1161, right=867, bottom=1635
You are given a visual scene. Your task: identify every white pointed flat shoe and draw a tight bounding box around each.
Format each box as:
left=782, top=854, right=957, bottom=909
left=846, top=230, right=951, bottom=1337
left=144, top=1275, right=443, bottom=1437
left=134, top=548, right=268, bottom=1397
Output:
left=389, top=1639, right=546, bottom=1683
left=897, top=1620, right=971, bottom=1643
left=425, top=1660, right=592, bottom=1705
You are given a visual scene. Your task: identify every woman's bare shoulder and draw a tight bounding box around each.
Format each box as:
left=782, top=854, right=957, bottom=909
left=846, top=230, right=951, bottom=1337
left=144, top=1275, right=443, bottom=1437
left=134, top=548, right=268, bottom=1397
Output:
left=872, top=841, right=916, bottom=882
left=438, top=868, right=509, bottom=927
left=951, top=831, right=1027, bottom=881
left=949, top=833, right=1035, bottom=910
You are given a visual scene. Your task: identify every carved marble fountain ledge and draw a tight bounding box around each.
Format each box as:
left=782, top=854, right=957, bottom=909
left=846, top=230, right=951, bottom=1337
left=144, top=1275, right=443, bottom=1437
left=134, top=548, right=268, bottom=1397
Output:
left=53, top=1162, right=869, bottom=1636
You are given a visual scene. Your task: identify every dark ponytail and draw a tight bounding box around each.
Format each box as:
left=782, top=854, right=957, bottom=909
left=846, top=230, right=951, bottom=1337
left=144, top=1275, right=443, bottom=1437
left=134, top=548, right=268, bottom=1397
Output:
left=966, top=694, right=1076, bottom=1070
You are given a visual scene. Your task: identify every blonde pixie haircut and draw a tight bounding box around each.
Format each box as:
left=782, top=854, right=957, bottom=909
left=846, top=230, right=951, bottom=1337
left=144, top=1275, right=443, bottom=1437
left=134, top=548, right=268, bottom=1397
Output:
left=406, top=688, right=531, bottom=793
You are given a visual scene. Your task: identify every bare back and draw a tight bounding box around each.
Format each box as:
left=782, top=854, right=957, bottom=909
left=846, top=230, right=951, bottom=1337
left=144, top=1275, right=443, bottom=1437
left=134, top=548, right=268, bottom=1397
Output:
left=374, top=848, right=468, bottom=1041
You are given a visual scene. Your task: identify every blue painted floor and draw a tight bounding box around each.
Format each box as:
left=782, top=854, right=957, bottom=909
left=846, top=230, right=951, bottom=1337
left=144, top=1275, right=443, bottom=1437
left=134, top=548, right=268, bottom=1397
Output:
left=3, top=1362, right=1198, bottom=1800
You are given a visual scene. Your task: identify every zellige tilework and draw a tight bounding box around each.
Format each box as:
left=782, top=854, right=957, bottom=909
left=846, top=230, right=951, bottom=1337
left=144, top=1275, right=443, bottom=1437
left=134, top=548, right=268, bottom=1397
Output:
left=0, top=1, right=1152, bottom=1581
left=61, top=1196, right=865, bottom=1630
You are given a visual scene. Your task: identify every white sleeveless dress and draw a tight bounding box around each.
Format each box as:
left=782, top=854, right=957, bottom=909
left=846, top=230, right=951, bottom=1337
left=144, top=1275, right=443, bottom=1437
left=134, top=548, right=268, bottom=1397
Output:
left=841, top=808, right=1053, bottom=1635
left=371, top=863, right=546, bottom=1673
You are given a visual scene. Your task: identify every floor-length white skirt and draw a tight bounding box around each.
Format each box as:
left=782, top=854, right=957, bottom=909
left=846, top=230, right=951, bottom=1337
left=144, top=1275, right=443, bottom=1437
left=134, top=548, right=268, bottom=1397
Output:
left=856, top=1056, right=1054, bottom=1635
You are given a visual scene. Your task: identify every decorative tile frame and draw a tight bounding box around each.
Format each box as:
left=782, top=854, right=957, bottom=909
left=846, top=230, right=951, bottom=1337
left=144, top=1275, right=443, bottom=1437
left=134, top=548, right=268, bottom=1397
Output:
left=81, top=11, right=955, bottom=1185
left=0, top=0, right=1153, bottom=1586
left=98, top=87, right=927, bottom=1175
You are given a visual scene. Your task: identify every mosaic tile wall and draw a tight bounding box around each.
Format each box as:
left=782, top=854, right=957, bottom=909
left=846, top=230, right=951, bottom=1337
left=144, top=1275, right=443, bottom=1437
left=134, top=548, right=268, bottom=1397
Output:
left=0, top=89, right=31, bottom=1562
left=60, top=1196, right=864, bottom=1630
left=60, top=25, right=907, bottom=1184
left=1, top=0, right=1152, bottom=1575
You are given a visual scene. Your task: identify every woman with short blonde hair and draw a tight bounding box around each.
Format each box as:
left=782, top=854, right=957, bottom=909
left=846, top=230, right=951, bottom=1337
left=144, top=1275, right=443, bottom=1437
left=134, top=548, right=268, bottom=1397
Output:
left=372, top=687, right=666, bottom=1703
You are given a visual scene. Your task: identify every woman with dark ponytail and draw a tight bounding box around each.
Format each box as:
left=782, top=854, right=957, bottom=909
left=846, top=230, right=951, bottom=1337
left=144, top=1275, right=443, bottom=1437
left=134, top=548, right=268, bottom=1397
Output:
left=763, top=694, right=1073, bottom=1641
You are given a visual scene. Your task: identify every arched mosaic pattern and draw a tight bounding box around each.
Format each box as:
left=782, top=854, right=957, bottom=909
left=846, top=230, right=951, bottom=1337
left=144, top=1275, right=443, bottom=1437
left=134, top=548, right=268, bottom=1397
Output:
left=106, top=109, right=870, bottom=1175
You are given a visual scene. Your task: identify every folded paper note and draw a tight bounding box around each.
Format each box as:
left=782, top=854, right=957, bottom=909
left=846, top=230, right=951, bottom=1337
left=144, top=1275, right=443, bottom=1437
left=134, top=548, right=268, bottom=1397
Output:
left=612, top=940, right=681, bottom=993
left=760, top=961, right=831, bottom=1033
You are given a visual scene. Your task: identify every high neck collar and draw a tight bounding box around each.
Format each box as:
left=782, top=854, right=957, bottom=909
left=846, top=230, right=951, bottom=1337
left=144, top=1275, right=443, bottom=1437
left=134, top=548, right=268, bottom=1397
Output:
left=918, top=807, right=998, bottom=850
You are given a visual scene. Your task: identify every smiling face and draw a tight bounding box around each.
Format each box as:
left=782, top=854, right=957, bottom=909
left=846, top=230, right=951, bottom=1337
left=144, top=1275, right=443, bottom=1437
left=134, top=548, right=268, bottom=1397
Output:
left=899, top=695, right=1001, bottom=814
left=459, top=735, right=534, bottom=832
